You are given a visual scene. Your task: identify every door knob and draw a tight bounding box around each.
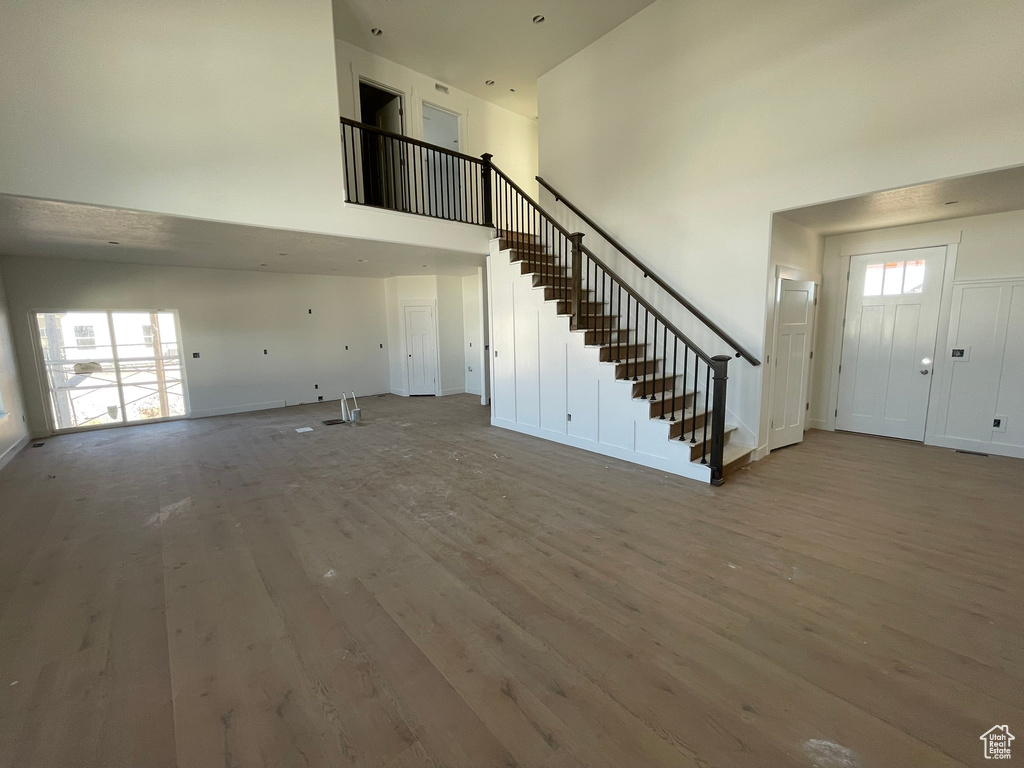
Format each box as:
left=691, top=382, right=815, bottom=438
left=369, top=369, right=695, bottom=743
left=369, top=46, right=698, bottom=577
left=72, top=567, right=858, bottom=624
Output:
left=920, top=369, right=930, bottom=375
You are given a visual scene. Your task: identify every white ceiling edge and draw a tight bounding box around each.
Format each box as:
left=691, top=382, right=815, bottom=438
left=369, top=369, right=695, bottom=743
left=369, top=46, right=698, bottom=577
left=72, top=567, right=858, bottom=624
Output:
left=777, top=165, right=1024, bottom=237
left=0, top=194, right=486, bottom=279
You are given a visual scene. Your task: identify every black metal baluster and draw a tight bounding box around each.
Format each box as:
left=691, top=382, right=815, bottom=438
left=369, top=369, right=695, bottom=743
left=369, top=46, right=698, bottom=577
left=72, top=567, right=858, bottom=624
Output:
left=669, top=336, right=677, bottom=421
left=701, top=366, right=711, bottom=464
left=651, top=317, right=658, bottom=403
left=680, top=346, right=689, bottom=438
left=642, top=309, right=650, bottom=399
left=691, top=359, right=700, bottom=444
left=660, top=325, right=668, bottom=419
left=616, top=286, right=623, bottom=362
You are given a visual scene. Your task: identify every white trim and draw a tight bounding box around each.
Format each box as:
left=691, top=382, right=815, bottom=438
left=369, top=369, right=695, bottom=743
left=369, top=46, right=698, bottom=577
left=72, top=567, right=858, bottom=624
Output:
left=492, top=417, right=711, bottom=483
left=399, top=299, right=441, bottom=396
left=767, top=277, right=818, bottom=453
left=352, top=73, right=407, bottom=133
left=928, top=434, right=1024, bottom=460
left=190, top=401, right=287, bottom=419
left=441, top=387, right=466, bottom=396
left=28, top=308, right=192, bottom=435
left=823, top=243, right=958, bottom=432
left=0, top=434, right=30, bottom=473
left=775, top=264, right=822, bottom=283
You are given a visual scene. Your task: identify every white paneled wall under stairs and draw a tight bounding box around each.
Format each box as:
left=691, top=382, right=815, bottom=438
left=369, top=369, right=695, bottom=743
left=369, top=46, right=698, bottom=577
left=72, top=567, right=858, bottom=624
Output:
left=487, top=236, right=754, bottom=482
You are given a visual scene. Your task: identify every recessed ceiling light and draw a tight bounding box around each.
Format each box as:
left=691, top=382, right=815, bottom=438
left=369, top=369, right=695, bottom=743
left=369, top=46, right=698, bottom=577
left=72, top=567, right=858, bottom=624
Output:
left=260, top=263, right=268, bottom=267
left=485, top=80, right=495, bottom=86
left=945, top=200, right=959, bottom=205
left=358, top=259, right=367, bottom=263
left=278, top=252, right=288, bottom=256
left=533, top=14, right=545, bottom=23
left=422, top=264, right=429, bottom=268
left=108, top=241, right=119, bottom=245
left=371, top=27, right=383, bottom=36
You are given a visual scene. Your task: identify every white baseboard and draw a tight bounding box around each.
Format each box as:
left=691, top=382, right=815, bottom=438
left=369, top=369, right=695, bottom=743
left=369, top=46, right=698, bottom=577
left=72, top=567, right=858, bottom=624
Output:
left=491, top=417, right=710, bottom=483
left=926, top=434, right=1024, bottom=460
left=0, top=434, right=30, bottom=473
left=391, top=388, right=409, bottom=397
left=441, top=387, right=466, bottom=396
left=190, top=400, right=287, bottom=419
left=807, top=419, right=830, bottom=431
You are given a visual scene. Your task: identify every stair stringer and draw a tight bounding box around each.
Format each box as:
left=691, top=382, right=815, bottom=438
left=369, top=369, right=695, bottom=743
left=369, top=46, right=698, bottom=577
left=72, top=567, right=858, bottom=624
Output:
left=487, top=243, right=711, bottom=483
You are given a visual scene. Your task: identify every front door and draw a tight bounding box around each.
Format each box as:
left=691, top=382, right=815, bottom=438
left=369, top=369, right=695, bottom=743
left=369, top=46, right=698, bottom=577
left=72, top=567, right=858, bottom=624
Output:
left=837, top=247, right=945, bottom=440
left=404, top=305, right=437, bottom=396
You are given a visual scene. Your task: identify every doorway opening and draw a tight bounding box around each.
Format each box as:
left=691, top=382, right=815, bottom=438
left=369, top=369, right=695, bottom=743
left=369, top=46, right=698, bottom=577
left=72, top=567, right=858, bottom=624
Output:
left=358, top=81, right=407, bottom=211
left=421, top=103, right=465, bottom=220
left=35, top=310, right=188, bottom=432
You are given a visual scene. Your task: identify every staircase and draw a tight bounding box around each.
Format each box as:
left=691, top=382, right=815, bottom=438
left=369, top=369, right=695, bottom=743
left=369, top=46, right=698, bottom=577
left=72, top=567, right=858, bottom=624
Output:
left=338, top=118, right=760, bottom=483
left=491, top=230, right=754, bottom=483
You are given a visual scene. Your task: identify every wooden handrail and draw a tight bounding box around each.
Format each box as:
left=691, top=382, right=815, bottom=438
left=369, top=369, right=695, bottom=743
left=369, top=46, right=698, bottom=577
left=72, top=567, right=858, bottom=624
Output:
left=536, top=176, right=761, bottom=366
left=340, top=116, right=483, bottom=165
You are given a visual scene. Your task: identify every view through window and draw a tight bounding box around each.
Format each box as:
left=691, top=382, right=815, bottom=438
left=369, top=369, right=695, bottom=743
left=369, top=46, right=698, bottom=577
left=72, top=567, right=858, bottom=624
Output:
left=36, top=311, right=187, bottom=431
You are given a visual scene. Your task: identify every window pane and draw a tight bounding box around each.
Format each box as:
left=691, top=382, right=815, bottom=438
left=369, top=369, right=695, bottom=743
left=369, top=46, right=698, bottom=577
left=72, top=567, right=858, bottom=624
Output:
left=882, top=262, right=905, bottom=295
left=864, top=263, right=884, bottom=296
left=903, top=260, right=925, bottom=293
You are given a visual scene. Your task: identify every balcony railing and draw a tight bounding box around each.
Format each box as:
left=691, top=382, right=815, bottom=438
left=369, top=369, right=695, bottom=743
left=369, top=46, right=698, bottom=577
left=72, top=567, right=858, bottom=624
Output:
left=340, top=116, right=490, bottom=226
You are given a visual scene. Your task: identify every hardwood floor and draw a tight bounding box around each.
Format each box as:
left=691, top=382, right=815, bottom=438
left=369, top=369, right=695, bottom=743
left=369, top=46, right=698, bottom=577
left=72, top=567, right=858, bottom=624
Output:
left=0, top=394, right=1021, bottom=767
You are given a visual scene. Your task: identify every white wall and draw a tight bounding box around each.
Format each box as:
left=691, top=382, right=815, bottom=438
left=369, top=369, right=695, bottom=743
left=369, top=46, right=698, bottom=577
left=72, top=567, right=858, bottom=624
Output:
left=462, top=271, right=484, bottom=397
left=759, top=216, right=823, bottom=455
left=1, top=257, right=391, bottom=436
left=336, top=39, right=539, bottom=195
left=0, top=0, right=346, bottom=235
left=0, top=266, right=29, bottom=469
left=811, top=209, right=1024, bottom=459
left=382, top=274, right=478, bottom=398
left=0, top=2, right=514, bottom=258
left=538, top=0, right=1024, bottom=448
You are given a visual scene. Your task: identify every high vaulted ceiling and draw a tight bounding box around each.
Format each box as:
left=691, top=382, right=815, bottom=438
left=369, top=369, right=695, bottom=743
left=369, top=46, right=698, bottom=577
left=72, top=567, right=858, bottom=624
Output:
left=331, top=0, right=656, bottom=118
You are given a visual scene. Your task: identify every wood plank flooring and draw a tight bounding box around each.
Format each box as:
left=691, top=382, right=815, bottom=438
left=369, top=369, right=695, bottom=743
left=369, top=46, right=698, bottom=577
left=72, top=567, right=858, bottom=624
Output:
left=0, top=394, right=1021, bottom=767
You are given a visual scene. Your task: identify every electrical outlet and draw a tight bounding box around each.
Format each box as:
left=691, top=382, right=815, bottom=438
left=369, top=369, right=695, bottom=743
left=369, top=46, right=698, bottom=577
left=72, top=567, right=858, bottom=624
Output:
left=263, top=349, right=268, bottom=355
left=308, top=309, right=312, bottom=314
left=567, top=413, right=572, bottom=422
left=192, top=352, right=200, bottom=358
left=993, top=416, right=1007, bottom=433
left=318, top=396, right=323, bottom=402
left=345, top=345, right=349, bottom=350
left=314, top=384, right=319, bottom=389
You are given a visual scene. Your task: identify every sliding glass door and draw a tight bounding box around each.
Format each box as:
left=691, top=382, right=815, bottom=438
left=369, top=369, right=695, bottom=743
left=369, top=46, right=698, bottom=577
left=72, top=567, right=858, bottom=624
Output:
left=36, top=311, right=188, bottom=431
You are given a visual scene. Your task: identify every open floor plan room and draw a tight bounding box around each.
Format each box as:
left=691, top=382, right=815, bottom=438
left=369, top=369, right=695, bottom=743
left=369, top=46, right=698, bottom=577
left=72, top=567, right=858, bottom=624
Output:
left=0, top=395, right=1020, bottom=767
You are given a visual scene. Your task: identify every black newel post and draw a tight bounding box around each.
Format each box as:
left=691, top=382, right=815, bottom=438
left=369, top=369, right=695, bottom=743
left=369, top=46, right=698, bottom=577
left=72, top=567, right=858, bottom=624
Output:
left=569, top=232, right=584, bottom=330
left=709, top=354, right=731, bottom=486
left=480, top=153, right=494, bottom=229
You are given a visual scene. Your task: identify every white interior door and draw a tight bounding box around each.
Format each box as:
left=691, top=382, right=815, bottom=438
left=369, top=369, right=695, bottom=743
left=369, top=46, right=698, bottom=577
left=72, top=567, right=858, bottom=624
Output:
left=422, top=104, right=464, bottom=220
left=837, top=247, right=945, bottom=440
left=405, top=305, right=437, bottom=396
left=769, top=279, right=816, bottom=450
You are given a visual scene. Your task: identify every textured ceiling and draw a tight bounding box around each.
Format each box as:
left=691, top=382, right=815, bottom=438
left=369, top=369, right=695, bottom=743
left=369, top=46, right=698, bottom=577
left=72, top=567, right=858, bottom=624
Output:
left=779, top=166, right=1024, bottom=236
left=0, top=195, right=484, bottom=278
